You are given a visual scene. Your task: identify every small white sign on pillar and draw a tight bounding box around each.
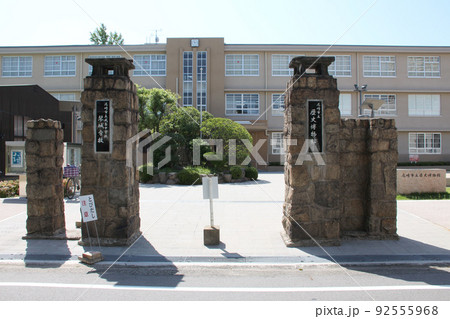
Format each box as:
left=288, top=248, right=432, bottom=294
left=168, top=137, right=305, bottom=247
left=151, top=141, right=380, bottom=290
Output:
left=80, top=195, right=98, bottom=222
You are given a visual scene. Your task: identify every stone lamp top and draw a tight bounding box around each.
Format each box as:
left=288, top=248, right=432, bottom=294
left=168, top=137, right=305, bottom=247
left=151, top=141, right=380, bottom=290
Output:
left=26, top=118, right=62, bottom=129
left=85, top=57, right=135, bottom=77
left=289, top=56, right=335, bottom=77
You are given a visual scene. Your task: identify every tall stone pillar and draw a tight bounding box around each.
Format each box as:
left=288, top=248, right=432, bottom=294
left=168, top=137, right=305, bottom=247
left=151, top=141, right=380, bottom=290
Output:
left=282, top=57, right=341, bottom=246
left=80, top=58, right=140, bottom=246
left=25, top=119, right=65, bottom=238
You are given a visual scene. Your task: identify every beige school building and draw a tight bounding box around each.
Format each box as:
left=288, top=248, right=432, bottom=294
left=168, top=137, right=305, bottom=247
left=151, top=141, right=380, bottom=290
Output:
left=1, top=38, right=449, bottom=166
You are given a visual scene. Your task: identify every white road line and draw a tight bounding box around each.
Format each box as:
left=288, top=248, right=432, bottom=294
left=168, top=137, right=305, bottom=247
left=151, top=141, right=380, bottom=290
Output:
left=0, top=282, right=449, bottom=292
left=0, top=211, right=25, bottom=223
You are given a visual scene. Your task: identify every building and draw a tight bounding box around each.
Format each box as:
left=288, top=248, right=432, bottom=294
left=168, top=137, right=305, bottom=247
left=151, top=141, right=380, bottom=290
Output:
left=0, top=85, right=73, bottom=175
left=1, top=38, right=449, bottom=167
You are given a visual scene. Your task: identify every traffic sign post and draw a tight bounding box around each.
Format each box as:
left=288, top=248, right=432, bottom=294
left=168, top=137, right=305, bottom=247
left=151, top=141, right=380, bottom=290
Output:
left=202, top=176, right=220, bottom=246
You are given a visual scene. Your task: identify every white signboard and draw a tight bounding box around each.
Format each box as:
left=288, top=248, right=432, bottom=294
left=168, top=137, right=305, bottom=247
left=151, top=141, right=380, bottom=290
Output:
left=202, top=176, right=219, bottom=199
left=80, top=195, right=98, bottom=222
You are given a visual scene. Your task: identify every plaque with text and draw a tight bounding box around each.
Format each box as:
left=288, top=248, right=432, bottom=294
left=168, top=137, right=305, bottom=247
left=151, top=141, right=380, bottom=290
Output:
left=95, top=100, right=111, bottom=153
left=307, top=100, right=323, bottom=152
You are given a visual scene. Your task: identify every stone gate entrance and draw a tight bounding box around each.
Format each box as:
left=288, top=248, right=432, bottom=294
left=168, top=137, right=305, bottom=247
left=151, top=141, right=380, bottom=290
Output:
left=282, top=56, right=398, bottom=246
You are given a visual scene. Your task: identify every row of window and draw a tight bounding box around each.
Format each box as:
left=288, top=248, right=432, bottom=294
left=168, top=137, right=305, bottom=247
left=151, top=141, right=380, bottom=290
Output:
left=226, top=54, right=440, bottom=78
left=1, top=55, right=168, bottom=77
left=2, top=54, right=441, bottom=78
left=270, top=132, right=442, bottom=155
left=226, top=93, right=442, bottom=117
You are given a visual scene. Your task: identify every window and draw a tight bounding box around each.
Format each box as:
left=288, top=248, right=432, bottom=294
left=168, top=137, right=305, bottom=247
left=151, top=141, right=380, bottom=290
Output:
left=183, top=52, right=193, bottom=106
left=409, top=133, right=441, bottom=154
left=88, top=55, right=122, bottom=75
left=13, top=115, right=31, bottom=140
left=2, top=56, right=32, bottom=77
left=44, top=55, right=76, bottom=76
left=225, top=94, right=259, bottom=115
left=363, top=56, right=396, bottom=77
left=197, top=51, right=207, bottom=111
left=272, top=94, right=285, bottom=116
left=51, top=93, right=76, bottom=101
left=363, top=94, right=396, bottom=116
left=225, top=54, right=259, bottom=76
left=339, top=94, right=352, bottom=116
left=272, top=55, right=295, bottom=76
left=408, top=56, right=440, bottom=78
left=133, top=54, right=166, bottom=76
left=328, top=55, right=351, bottom=77
left=408, top=94, right=440, bottom=116
left=272, top=132, right=284, bottom=155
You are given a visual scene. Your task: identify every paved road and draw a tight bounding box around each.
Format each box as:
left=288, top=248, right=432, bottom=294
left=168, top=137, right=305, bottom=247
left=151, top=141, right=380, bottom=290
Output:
left=0, top=263, right=449, bottom=301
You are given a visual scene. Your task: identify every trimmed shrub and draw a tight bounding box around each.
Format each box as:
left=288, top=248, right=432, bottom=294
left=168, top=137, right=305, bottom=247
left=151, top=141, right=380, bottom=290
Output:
left=245, top=167, right=258, bottom=180
left=177, top=166, right=211, bottom=185
left=0, top=180, right=19, bottom=198
left=230, top=166, right=243, bottom=179
left=138, top=163, right=155, bottom=183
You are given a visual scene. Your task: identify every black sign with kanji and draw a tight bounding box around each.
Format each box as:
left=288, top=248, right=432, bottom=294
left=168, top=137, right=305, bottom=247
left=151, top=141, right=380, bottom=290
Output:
left=307, top=100, right=323, bottom=152
left=95, top=100, right=111, bottom=153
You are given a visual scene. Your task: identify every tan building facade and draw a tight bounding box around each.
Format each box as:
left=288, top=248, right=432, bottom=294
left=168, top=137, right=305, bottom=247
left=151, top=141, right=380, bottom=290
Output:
left=1, top=38, right=449, bottom=165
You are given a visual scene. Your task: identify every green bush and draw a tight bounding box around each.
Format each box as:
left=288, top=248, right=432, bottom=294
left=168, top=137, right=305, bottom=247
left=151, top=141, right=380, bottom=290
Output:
left=138, top=163, right=154, bottom=183
left=0, top=180, right=19, bottom=198
left=230, top=166, right=243, bottom=179
left=177, top=166, right=211, bottom=185
left=245, top=167, right=258, bottom=180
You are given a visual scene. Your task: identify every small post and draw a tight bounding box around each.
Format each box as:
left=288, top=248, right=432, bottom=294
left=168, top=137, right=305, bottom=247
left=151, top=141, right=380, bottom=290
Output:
left=203, top=175, right=220, bottom=246
left=209, top=177, right=214, bottom=227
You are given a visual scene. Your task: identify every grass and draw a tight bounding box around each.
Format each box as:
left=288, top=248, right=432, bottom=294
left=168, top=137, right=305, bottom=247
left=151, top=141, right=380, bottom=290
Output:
left=397, top=187, right=450, bottom=200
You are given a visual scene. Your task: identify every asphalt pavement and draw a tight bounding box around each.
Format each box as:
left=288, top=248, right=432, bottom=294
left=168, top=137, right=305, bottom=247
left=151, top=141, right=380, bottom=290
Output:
left=0, top=172, right=449, bottom=267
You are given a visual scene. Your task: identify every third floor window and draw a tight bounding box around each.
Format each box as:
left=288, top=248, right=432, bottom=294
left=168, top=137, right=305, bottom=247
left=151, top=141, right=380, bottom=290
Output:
left=363, top=55, right=396, bottom=77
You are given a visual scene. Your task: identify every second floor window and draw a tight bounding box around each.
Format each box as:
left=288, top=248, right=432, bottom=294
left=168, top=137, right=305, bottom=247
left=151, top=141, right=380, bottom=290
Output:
left=328, top=55, right=351, bottom=77
left=363, top=56, right=396, bottom=77
left=408, top=94, right=440, bottom=116
left=134, top=54, right=166, bottom=76
left=2, top=56, right=32, bottom=77
left=408, top=56, right=440, bottom=78
left=44, top=55, right=76, bottom=76
left=272, top=94, right=285, bottom=116
left=225, top=54, right=259, bottom=76
left=363, top=94, right=396, bottom=116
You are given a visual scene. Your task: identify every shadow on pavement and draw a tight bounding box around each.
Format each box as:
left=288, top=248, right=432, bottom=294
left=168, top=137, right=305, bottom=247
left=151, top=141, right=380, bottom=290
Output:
left=84, top=235, right=183, bottom=288
left=24, top=238, right=72, bottom=268
left=2, top=197, right=27, bottom=204
left=297, top=236, right=450, bottom=286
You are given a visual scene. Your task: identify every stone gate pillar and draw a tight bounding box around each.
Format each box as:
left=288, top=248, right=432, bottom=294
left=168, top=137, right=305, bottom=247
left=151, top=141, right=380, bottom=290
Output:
left=282, top=56, right=341, bottom=246
left=80, top=58, right=140, bottom=246
left=25, top=119, right=65, bottom=238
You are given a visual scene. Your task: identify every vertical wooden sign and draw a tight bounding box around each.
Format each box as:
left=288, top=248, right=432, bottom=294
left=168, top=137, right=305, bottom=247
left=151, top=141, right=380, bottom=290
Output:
left=307, top=100, right=323, bottom=152
left=95, top=100, right=111, bottom=153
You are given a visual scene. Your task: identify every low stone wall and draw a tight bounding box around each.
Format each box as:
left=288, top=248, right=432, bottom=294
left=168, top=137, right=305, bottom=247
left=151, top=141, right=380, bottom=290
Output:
left=25, top=119, right=65, bottom=238
left=397, top=168, right=446, bottom=194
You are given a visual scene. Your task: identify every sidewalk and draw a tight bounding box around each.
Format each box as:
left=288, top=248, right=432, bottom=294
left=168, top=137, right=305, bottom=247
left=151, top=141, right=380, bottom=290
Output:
left=0, top=172, right=449, bottom=266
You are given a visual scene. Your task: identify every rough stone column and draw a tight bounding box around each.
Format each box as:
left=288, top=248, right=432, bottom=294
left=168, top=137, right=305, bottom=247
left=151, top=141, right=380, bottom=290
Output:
left=282, top=56, right=341, bottom=246
left=80, top=58, right=140, bottom=246
left=25, top=119, right=65, bottom=238
left=366, top=119, right=398, bottom=238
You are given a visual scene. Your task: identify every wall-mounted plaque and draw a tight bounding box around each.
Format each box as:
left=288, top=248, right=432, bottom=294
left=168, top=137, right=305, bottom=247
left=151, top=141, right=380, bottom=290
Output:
left=95, top=100, right=111, bottom=153
left=307, top=100, right=323, bottom=152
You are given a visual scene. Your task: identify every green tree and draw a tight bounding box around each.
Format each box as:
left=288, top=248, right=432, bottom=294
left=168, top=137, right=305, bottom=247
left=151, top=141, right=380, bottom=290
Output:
left=136, top=86, right=178, bottom=132
left=160, top=106, right=213, bottom=166
left=90, top=23, right=124, bottom=45
left=200, top=118, right=253, bottom=166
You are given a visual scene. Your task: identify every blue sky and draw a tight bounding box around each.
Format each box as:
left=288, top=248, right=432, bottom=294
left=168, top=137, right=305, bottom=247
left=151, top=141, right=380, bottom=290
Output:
left=2, top=0, right=449, bottom=46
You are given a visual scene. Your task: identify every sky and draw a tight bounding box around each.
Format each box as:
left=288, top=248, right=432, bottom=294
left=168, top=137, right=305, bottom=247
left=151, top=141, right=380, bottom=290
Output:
left=1, top=0, right=450, bottom=47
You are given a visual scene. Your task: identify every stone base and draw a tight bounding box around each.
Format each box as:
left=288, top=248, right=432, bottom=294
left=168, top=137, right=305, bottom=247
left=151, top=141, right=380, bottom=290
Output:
left=23, top=229, right=80, bottom=241
left=79, top=251, right=104, bottom=265
left=204, top=226, right=220, bottom=246
left=78, top=230, right=142, bottom=247
left=281, top=231, right=341, bottom=247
